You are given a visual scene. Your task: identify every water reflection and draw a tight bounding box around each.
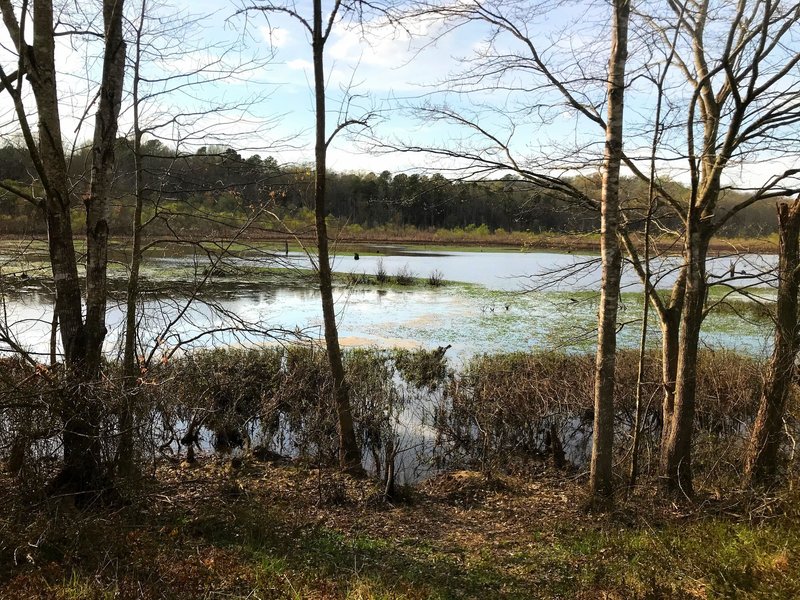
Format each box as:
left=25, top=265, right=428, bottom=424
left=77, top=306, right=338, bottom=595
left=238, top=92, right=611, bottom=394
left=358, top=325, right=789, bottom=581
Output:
left=0, top=250, right=778, bottom=360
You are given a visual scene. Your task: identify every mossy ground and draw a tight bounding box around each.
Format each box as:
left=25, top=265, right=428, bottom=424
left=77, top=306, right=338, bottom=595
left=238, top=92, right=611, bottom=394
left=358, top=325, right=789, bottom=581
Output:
left=1, top=459, right=797, bottom=599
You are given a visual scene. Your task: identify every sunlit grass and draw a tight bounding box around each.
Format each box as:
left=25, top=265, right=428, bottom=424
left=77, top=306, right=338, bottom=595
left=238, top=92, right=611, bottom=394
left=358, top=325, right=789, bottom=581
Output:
left=3, top=464, right=797, bottom=599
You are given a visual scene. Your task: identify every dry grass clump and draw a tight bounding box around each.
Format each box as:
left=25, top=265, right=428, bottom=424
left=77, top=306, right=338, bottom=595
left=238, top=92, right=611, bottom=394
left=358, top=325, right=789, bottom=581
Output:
left=441, top=349, right=773, bottom=479
left=394, top=264, right=415, bottom=285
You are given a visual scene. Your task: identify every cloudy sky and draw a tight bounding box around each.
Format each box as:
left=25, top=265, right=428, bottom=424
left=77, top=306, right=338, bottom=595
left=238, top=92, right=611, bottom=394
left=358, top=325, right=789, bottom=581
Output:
left=1, top=0, right=798, bottom=190
left=0, top=0, right=615, bottom=176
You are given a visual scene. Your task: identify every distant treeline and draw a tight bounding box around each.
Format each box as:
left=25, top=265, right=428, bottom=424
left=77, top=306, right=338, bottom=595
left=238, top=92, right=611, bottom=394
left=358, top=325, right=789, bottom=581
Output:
left=0, top=141, right=777, bottom=238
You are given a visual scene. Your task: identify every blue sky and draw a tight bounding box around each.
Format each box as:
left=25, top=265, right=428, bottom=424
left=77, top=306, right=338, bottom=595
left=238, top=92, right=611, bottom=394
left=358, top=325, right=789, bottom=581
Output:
left=0, top=0, right=610, bottom=177
left=1, top=0, right=798, bottom=192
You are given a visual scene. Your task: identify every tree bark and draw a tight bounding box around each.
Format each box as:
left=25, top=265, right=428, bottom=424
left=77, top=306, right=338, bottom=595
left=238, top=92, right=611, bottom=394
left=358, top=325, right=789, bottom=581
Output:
left=660, top=212, right=710, bottom=497
left=629, top=202, right=654, bottom=491
left=85, top=0, right=125, bottom=376
left=29, top=0, right=85, bottom=366
left=118, top=0, right=148, bottom=477
left=30, top=0, right=97, bottom=493
left=589, top=0, right=629, bottom=502
left=1, top=0, right=125, bottom=496
left=620, top=235, right=684, bottom=448
left=660, top=299, right=682, bottom=442
left=66, top=0, right=126, bottom=494
left=312, top=0, right=362, bottom=473
left=745, top=201, right=800, bottom=487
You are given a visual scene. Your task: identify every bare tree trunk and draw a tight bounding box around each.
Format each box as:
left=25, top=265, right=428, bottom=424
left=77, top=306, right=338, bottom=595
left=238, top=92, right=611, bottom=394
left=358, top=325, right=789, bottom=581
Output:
left=312, top=0, right=362, bottom=473
left=65, top=0, right=125, bottom=494
left=3, top=0, right=126, bottom=496
left=29, top=0, right=98, bottom=494
left=658, top=0, right=728, bottom=497
left=661, top=212, right=710, bottom=497
left=745, top=201, right=800, bottom=487
left=28, top=0, right=85, bottom=365
left=620, top=236, right=685, bottom=447
left=49, top=309, right=58, bottom=366
left=118, top=0, right=148, bottom=477
left=85, top=0, right=125, bottom=377
left=26, top=3, right=89, bottom=496
left=383, top=435, right=396, bottom=501
left=589, top=0, right=629, bottom=502
left=629, top=205, right=654, bottom=491
left=660, top=300, right=682, bottom=439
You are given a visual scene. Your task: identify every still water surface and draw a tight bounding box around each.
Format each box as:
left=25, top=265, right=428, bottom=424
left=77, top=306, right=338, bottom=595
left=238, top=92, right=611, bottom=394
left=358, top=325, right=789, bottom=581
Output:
left=0, top=248, right=777, bottom=360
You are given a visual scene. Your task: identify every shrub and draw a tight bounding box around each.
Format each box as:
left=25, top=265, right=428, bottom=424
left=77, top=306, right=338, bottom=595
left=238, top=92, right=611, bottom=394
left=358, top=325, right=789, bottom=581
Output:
left=346, top=271, right=369, bottom=285
left=394, top=264, right=415, bottom=285
left=427, top=269, right=444, bottom=287
left=375, top=258, right=388, bottom=284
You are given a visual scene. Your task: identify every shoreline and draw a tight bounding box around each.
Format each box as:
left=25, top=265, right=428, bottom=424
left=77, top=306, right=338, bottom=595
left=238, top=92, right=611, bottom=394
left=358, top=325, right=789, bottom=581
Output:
left=0, top=231, right=780, bottom=256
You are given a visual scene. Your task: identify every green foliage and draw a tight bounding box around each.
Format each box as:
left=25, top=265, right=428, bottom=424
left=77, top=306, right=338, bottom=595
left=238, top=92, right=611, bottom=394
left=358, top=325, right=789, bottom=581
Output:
left=1, top=138, right=780, bottom=238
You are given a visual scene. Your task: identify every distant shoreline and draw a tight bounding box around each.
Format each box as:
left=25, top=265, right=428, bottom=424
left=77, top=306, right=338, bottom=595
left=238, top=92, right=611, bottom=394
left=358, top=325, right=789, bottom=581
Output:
left=0, top=230, right=779, bottom=256
left=238, top=231, right=780, bottom=256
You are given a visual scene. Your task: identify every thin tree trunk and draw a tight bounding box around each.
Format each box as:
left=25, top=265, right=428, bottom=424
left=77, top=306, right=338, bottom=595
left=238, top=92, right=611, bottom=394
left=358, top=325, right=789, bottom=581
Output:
left=589, top=0, right=630, bottom=502
left=660, top=299, right=682, bottom=440
left=629, top=207, right=654, bottom=490
left=383, top=435, right=396, bottom=501
left=119, top=0, right=147, bottom=476
left=73, top=0, right=126, bottom=490
left=312, top=0, right=362, bottom=473
left=745, top=201, right=800, bottom=487
left=620, top=236, right=684, bottom=448
left=629, top=38, right=675, bottom=489
left=49, top=309, right=58, bottom=366
left=85, top=0, right=125, bottom=376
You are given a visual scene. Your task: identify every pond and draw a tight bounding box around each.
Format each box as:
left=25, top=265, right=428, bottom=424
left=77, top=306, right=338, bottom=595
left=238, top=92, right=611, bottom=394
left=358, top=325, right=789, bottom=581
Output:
left=0, top=246, right=778, bottom=361
left=0, top=245, right=781, bottom=483
left=312, top=246, right=777, bottom=292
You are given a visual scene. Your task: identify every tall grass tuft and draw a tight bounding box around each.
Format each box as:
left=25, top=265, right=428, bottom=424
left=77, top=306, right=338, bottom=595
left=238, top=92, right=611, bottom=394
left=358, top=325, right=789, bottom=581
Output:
left=375, top=258, right=388, bottom=284
left=427, top=269, right=444, bottom=287
left=394, top=265, right=414, bottom=286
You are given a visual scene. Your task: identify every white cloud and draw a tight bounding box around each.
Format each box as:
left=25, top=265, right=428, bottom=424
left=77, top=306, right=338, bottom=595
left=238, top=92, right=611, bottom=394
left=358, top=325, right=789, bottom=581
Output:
left=260, top=25, right=291, bottom=49
left=287, top=58, right=313, bottom=71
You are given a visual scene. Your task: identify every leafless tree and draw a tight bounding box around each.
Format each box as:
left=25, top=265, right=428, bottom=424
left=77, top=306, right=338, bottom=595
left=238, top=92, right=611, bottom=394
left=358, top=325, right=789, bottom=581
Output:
left=588, top=0, right=630, bottom=501
left=647, top=0, right=800, bottom=496
left=238, top=0, right=376, bottom=472
left=0, top=0, right=126, bottom=497
left=386, top=0, right=800, bottom=496
left=385, top=0, right=632, bottom=500
left=745, top=200, right=800, bottom=487
left=114, top=0, right=279, bottom=474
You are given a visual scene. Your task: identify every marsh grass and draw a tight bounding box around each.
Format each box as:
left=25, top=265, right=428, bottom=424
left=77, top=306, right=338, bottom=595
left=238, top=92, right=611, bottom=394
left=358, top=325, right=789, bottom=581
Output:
left=1, top=345, right=778, bottom=498
left=394, top=265, right=415, bottom=286
left=346, top=271, right=371, bottom=285
left=374, top=258, right=388, bottom=284
left=1, top=343, right=798, bottom=599
left=427, top=269, right=444, bottom=287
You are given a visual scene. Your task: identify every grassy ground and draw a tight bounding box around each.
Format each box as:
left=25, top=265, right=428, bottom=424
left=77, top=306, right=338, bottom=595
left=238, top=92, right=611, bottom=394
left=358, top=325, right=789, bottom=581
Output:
left=1, top=459, right=797, bottom=599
